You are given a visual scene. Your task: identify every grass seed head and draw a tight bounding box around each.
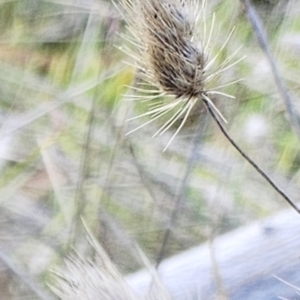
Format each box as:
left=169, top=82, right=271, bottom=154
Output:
left=140, top=0, right=206, bottom=99
left=119, top=0, right=243, bottom=150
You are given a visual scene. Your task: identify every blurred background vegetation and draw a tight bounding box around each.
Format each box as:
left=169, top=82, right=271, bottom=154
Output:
left=0, top=0, right=299, bottom=298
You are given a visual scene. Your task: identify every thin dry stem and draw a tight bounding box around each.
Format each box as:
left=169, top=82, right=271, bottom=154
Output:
left=240, top=0, right=300, bottom=141
left=202, top=96, right=300, bottom=215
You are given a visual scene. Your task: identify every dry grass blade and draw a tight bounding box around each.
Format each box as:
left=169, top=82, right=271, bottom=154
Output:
left=0, top=65, right=122, bottom=137
left=240, top=0, right=300, bottom=141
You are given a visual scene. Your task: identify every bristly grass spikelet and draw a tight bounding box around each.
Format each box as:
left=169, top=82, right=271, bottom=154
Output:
left=117, top=0, right=245, bottom=151
left=116, top=0, right=300, bottom=222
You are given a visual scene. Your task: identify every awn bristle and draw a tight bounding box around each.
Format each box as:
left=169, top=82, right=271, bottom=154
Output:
left=119, top=0, right=243, bottom=150
left=49, top=224, right=172, bottom=300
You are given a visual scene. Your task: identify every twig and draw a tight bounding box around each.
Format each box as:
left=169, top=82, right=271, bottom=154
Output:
left=128, top=142, right=159, bottom=203
left=69, top=93, right=97, bottom=247
left=155, top=115, right=209, bottom=265
left=202, top=96, right=300, bottom=215
left=69, top=12, right=100, bottom=246
left=240, top=0, right=300, bottom=140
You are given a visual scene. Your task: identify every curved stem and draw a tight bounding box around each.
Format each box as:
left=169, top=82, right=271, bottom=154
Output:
left=202, top=97, right=300, bottom=215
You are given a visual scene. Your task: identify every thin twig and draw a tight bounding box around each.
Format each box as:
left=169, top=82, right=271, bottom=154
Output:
left=240, top=0, right=300, bottom=140
left=128, top=142, right=159, bottom=203
left=69, top=12, right=100, bottom=246
left=202, top=97, right=300, bottom=215
left=69, top=93, right=97, bottom=247
left=155, top=115, right=209, bottom=266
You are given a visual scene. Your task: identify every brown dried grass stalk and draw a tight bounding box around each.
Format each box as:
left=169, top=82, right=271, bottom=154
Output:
left=119, top=0, right=243, bottom=150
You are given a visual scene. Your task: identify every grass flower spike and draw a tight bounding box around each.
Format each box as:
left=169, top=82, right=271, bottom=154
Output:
left=119, top=0, right=243, bottom=150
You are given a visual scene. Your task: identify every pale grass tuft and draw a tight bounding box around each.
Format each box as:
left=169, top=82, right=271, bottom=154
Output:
left=118, top=0, right=244, bottom=150
left=49, top=219, right=172, bottom=300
